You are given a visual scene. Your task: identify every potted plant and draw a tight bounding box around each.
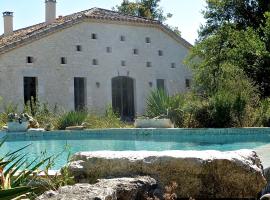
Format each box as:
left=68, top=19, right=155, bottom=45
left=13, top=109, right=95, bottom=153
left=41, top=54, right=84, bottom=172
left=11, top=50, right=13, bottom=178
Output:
left=7, top=113, right=30, bottom=132
left=134, top=116, right=174, bottom=128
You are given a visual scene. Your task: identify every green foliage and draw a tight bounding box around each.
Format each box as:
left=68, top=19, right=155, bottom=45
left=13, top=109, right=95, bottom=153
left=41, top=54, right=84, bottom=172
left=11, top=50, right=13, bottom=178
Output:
left=24, top=99, right=61, bottom=128
left=193, top=0, right=270, bottom=97
left=84, top=106, right=131, bottom=129
left=56, top=111, right=88, bottom=130
left=0, top=138, right=51, bottom=199
left=114, top=0, right=170, bottom=22
left=145, top=90, right=185, bottom=127
left=114, top=0, right=180, bottom=35
left=253, top=98, right=270, bottom=127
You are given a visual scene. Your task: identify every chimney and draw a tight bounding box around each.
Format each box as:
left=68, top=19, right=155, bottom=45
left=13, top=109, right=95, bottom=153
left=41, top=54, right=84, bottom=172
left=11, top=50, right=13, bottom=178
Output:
left=45, top=0, right=56, bottom=24
left=3, top=11, right=13, bottom=35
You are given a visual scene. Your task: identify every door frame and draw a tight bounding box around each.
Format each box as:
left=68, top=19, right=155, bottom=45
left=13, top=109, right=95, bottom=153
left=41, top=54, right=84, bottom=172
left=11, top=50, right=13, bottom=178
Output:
left=111, top=76, right=135, bottom=121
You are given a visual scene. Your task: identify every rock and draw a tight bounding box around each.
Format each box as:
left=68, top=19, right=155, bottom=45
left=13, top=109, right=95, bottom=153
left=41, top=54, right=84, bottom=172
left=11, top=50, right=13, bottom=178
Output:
left=67, top=150, right=266, bottom=199
left=29, top=118, right=39, bottom=128
left=65, top=126, right=85, bottom=131
left=261, top=194, right=270, bottom=200
left=36, top=176, right=158, bottom=200
left=261, top=167, right=270, bottom=196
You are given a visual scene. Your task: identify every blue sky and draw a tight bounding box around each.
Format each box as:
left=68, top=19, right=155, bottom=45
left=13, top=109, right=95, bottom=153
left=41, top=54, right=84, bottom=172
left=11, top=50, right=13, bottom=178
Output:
left=0, top=0, right=206, bottom=44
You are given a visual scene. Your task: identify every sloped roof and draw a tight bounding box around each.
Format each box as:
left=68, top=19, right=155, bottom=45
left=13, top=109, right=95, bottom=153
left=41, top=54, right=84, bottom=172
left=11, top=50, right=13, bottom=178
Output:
left=0, top=7, right=192, bottom=54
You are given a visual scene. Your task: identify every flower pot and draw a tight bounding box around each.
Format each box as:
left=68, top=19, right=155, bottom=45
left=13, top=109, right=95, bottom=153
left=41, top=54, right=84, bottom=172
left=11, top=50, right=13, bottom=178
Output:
left=7, top=122, right=29, bottom=132
left=134, top=118, right=174, bottom=128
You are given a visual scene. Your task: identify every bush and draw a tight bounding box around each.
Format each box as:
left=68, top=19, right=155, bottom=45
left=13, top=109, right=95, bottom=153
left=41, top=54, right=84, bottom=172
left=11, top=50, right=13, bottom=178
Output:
left=24, top=100, right=61, bottom=128
left=145, top=90, right=185, bottom=127
left=56, top=111, right=88, bottom=130
left=84, top=106, right=131, bottom=129
left=254, top=98, right=270, bottom=127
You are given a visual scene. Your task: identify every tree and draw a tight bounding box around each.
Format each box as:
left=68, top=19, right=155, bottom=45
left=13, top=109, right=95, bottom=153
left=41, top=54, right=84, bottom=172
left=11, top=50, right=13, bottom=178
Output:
left=113, top=0, right=181, bottom=35
left=114, top=0, right=170, bottom=22
left=189, top=0, right=270, bottom=97
left=200, top=0, right=270, bottom=39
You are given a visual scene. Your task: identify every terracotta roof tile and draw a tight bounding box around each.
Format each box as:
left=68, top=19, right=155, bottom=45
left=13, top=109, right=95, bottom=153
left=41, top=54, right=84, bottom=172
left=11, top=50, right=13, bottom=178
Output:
left=0, top=8, right=191, bottom=54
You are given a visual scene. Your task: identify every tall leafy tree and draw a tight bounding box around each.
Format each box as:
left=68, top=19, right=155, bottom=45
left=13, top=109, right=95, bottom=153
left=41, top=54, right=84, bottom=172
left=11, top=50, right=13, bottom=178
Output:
left=188, top=0, right=270, bottom=97
left=114, top=0, right=171, bottom=22
left=114, top=0, right=180, bottom=35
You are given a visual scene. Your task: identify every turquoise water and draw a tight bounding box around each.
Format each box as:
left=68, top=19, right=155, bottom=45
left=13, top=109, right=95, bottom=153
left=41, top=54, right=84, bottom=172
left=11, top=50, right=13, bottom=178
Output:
left=1, top=129, right=270, bottom=169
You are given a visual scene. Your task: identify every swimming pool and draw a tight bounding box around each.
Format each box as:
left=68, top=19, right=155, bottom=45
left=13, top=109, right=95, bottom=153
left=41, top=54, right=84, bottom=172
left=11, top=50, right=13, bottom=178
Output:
left=1, top=128, right=270, bottom=169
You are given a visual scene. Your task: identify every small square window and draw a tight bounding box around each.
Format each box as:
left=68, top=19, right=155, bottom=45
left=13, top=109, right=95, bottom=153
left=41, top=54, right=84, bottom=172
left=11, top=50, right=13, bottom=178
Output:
left=146, top=62, right=152, bottom=68
left=106, top=47, right=112, bottom=53
left=145, top=37, right=151, bottom=43
left=185, top=79, right=191, bottom=88
left=92, top=59, right=98, bottom=66
left=121, top=60, right=126, bottom=67
left=158, top=50, right=163, bottom=56
left=171, top=63, right=176, bottom=68
left=26, top=56, right=34, bottom=64
left=133, top=49, right=139, bottom=55
left=91, top=33, right=97, bottom=39
left=61, top=57, right=67, bottom=64
left=120, top=35, right=125, bottom=41
left=76, top=45, right=82, bottom=52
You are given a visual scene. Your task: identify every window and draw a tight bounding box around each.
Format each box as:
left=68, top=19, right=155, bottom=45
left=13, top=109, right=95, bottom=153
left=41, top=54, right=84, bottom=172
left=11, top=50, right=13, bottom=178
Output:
left=157, top=79, right=165, bottom=91
left=185, top=79, right=191, bottom=88
left=133, top=49, right=139, bottom=55
left=146, top=62, right=152, bottom=68
left=120, top=35, right=125, bottom=41
left=158, top=50, right=163, bottom=56
left=91, top=33, right=97, bottom=39
left=61, top=57, right=67, bottom=64
left=149, top=82, right=153, bottom=87
left=145, top=37, right=151, bottom=43
left=121, top=60, right=126, bottom=67
left=76, top=45, right=82, bottom=52
left=92, top=59, right=98, bottom=66
left=106, top=47, right=112, bottom=53
left=26, top=56, right=34, bottom=64
left=171, top=63, right=176, bottom=68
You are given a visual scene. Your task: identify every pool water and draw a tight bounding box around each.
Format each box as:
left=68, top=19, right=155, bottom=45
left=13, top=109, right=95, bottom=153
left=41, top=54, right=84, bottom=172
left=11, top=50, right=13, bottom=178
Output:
left=1, top=129, right=270, bottom=169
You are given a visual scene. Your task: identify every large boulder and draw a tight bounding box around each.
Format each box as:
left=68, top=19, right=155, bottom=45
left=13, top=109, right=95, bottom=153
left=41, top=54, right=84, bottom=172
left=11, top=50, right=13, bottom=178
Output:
left=37, top=176, right=158, bottom=200
left=67, top=150, right=266, bottom=199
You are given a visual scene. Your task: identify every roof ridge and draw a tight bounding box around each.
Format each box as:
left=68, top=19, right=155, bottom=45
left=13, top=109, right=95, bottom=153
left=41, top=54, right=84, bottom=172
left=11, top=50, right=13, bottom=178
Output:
left=0, top=7, right=192, bottom=52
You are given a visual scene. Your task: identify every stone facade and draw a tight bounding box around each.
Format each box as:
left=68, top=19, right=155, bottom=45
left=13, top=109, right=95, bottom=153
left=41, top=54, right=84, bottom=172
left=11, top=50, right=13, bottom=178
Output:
left=0, top=8, right=191, bottom=115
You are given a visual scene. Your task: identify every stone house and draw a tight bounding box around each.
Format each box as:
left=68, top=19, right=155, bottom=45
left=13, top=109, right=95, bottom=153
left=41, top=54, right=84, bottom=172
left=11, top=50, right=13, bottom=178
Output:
left=0, top=0, right=192, bottom=120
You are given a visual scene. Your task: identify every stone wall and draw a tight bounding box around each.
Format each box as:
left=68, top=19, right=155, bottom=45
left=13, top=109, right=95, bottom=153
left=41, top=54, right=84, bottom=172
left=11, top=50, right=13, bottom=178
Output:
left=0, top=21, right=191, bottom=114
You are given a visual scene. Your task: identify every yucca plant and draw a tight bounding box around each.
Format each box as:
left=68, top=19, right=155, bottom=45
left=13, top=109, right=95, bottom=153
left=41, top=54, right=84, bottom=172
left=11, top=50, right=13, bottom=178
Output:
left=0, top=138, right=51, bottom=199
left=146, top=89, right=171, bottom=118
left=145, top=90, right=185, bottom=127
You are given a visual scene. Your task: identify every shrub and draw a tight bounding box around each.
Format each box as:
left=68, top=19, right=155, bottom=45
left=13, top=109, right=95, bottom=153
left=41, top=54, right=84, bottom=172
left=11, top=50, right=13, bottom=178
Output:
left=56, top=111, right=88, bottom=130
left=84, top=106, right=131, bottom=129
left=146, top=89, right=171, bottom=118
left=145, top=90, right=185, bottom=127
left=24, top=100, right=61, bottom=128
left=253, top=98, right=270, bottom=127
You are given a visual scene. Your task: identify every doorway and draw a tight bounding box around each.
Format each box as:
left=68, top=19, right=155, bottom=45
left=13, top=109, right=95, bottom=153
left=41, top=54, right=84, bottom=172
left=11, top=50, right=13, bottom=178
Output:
left=112, top=76, right=135, bottom=121
left=74, top=77, right=86, bottom=111
left=24, top=77, right=37, bottom=104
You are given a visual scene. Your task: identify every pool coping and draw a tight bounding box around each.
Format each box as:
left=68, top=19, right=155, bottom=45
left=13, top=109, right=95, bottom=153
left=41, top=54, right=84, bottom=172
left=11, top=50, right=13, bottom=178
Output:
left=1, top=127, right=270, bottom=140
